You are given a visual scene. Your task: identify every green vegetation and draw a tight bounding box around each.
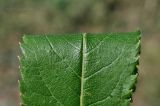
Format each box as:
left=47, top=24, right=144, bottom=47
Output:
left=19, top=31, right=140, bottom=106
left=0, top=0, right=160, bottom=106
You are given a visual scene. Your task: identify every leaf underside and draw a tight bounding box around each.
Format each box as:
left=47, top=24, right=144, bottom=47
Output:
left=19, top=31, right=141, bottom=106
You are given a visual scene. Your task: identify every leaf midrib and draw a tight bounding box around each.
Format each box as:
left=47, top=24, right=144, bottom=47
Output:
left=80, top=33, right=87, bottom=106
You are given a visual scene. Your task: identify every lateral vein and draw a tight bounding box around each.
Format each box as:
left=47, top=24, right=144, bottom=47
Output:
left=86, top=35, right=109, bottom=55
left=45, top=36, right=81, bottom=78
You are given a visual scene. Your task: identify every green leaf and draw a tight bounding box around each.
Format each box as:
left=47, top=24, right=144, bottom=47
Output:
left=19, top=31, right=141, bottom=106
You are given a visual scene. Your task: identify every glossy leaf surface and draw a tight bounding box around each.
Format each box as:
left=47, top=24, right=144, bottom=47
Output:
left=19, top=31, right=140, bottom=106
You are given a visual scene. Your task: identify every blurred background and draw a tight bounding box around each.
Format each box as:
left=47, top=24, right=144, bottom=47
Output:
left=0, top=0, right=160, bottom=106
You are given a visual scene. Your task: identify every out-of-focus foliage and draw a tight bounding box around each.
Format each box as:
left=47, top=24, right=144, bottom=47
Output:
left=0, top=0, right=160, bottom=106
left=0, top=0, right=160, bottom=36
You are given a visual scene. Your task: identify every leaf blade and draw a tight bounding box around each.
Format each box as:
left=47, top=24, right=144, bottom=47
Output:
left=19, top=31, right=140, bottom=106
